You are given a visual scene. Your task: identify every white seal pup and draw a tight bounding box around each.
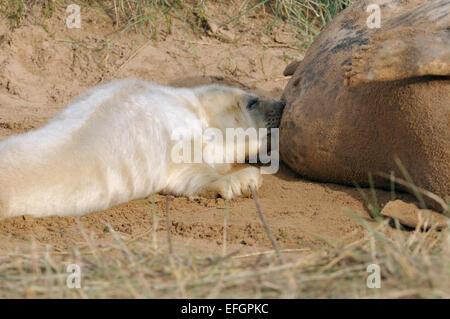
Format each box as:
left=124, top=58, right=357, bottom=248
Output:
left=0, top=79, right=284, bottom=219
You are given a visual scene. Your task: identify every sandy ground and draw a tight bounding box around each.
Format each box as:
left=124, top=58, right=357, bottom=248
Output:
left=0, top=6, right=422, bottom=255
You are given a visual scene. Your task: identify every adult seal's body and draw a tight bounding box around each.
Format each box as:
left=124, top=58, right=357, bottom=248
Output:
left=281, top=0, right=450, bottom=210
left=0, top=79, right=284, bottom=219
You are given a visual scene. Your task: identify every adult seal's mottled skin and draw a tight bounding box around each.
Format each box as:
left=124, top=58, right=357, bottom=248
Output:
left=280, top=0, right=450, bottom=210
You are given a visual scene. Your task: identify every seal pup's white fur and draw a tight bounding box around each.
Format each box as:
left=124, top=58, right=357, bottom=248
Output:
left=0, top=79, right=283, bottom=219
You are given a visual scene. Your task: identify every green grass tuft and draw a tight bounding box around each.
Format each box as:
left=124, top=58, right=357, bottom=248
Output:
left=1, top=0, right=355, bottom=49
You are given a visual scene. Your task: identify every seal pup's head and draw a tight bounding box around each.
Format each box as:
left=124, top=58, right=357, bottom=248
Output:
left=193, top=84, right=285, bottom=131
left=193, top=85, right=285, bottom=164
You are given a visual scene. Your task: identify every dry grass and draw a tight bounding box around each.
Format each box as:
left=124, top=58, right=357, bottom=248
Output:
left=0, top=200, right=448, bottom=298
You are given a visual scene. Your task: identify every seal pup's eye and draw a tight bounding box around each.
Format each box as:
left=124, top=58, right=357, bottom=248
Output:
left=247, top=98, right=259, bottom=110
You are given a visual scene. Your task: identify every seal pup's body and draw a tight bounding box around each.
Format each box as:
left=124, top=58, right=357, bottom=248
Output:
left=0, top=79, right=284, bottom=219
